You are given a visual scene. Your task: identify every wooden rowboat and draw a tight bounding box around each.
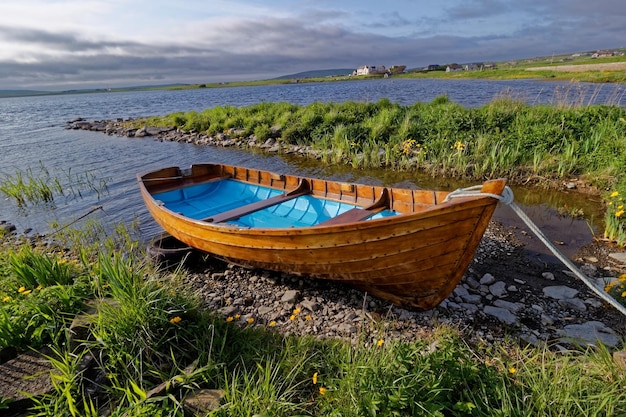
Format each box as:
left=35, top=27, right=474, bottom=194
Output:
left=138, top=163, right=507, bottom=310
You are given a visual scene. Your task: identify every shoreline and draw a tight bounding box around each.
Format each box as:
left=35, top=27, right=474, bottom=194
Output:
left=61, top=118, right=626, bottom=346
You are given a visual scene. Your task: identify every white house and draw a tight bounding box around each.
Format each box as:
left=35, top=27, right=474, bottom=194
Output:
left=354, top=65, right=387, bottom=76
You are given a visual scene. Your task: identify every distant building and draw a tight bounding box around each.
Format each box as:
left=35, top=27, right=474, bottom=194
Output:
left=353, top=65, right=387, bottom=76
left=445, top=64, right=463, bottom=72
left=592, top=50, right=614, bottom=58
left=388, top=65, right=406, bottom=74
left=424, top=64, right=440, bottom=71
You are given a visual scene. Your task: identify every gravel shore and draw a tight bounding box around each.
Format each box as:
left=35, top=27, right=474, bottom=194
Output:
left=169, top=220, right=626, bottom=350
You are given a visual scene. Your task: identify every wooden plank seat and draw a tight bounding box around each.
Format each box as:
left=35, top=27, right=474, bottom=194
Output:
left=205, top=179, right=311, bottom=223
left=315, top=188, right=390, bottom=227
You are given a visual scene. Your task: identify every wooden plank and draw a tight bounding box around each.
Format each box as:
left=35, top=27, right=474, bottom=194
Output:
left=205, top=179, right=310, bottom=223
left=315, top=188, right=390, bottom=227
left=315, top=206, right=385, bottom=226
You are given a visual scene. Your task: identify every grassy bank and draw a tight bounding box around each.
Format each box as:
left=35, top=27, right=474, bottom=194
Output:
left=133, top=95, right=626, bottom=246
left=1, top=226, right=625, bottom=416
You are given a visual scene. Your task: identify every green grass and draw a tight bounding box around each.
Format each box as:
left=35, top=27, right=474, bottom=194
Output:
left=1, top=227, right=625, bottom=416
left=130, top=94, right=626, bottom=246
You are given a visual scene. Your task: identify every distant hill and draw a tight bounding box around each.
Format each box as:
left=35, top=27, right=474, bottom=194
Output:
left=0, top=84, right=191, bottom=98
left=273, top=69, right=354, bottom=80
left=0, top=90, right=51, bottom=98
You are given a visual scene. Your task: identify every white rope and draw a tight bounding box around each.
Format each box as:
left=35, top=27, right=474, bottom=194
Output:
left=445, top=185, right=626, bottom=317
left=443, top=184, right=515, bottom=205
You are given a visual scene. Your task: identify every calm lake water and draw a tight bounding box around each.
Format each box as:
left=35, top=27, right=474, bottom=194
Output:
left=0, top=78, right=622, bottom=249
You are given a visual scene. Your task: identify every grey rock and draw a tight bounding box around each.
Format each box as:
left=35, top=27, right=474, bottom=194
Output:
left=484, top=306, right=518, bottom=325
left=493, top=299, right=525, bottom=313
left=558, top=298, right=587, bottom=312
left=257, top=306, right=274, bottom=316
left=480, top=273, right=496, bottom=285
left=543, top=286, right=579, bottom=300
left=558, top=321, right=620, bottom=347
left=459, top=303, right=479, bottom=313
left=219, top=306, right=237, bottom=316
left=183, top=389, right=225, bottom=414
left=281, top=290, right=299, bottom=303
left=446, top=301, right=462, bottom=310
left=301, top=299, right=321, bottom=312
left=542, top=272, right=555, bottom=281
left=465, top=276, right=480, bottom=289
left=488, top=281, right=507, bottom=297
left=520, top=333, right=540, bottom=347
left=541, top=314, right=555, bottom=326
left=609, top=252, right=626, bottom=264
left=584, top=298, right=603, bottom=308
left=454, top=286, right=469, bottom=297
left=580, top=263, right=597, bottom=276
left=461, top=294, right=482, bottom=304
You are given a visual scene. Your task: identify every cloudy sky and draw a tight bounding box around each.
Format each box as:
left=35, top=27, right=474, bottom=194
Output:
left=0, top=0, right=623, bottom=90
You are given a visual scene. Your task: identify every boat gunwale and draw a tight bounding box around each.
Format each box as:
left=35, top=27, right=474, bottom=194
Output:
left=137, top=164, right=505, bottom=237
left=139, top=186, right=501, bottom=239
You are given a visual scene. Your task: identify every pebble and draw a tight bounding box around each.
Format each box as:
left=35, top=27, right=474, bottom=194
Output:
left=543, top=286, right=579, bottom=300
left=558, top=321, right=620, bottom=347
left=609, top=252, right=626, bottom=265
left=168, top=222, right=626, bottom=350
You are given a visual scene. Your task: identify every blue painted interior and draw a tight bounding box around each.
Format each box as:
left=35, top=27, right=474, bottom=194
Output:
left=154, top=179, right=397, bottom=228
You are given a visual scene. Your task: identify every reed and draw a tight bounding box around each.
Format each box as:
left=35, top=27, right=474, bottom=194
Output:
left=0, top=165, right=110, bottom=208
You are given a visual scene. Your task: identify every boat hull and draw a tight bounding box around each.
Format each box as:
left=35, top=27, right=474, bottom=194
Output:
left=138, top=163, right=506, bottom=310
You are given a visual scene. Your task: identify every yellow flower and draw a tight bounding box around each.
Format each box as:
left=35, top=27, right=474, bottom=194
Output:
left=293, top=308, right=301, bottom=315
left=377, top=339, right=384, bottom=347
left=234, top=314, right=241, bottom=319
left=2, top=296, right=11, bottom=302
left=621, top=291, right=626, bottom=298
left=615, top=210, right=624, bottom=218
left=226, top=316, right=234, bottom=322
left=269, top=321, right=276, bottom=327
left=305, top=315, right=312, bottom=321
left=22, top=290, right=32, bottom=295
left=611, top=191, right=620, bottom=198
left=246, top=317, right=254, bottom=324
left=289, top=315, right=296, bottom=321
left=169, top=316, right=182, bottom=324
left=508, top=367, right=516, bottom=374
left=18, top=286, right=26, bottom=293
left=312, top=372, right=318, bottom=385
left=452, top=141, right=465, bottom=152
left=319, top=387, right=327, bottom=395
left=36, top=285, right=42, bottom=290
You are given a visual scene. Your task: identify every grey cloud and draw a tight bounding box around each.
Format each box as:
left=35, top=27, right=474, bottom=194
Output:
left=0, top=3, right=624, bottom=90
left=0, top=26, right=136, bottom=53
left=445, top=0, right=511, bottom=20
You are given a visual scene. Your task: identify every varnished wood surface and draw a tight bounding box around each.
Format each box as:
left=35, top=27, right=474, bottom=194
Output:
left=138, top=163, right=507, bottom=310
